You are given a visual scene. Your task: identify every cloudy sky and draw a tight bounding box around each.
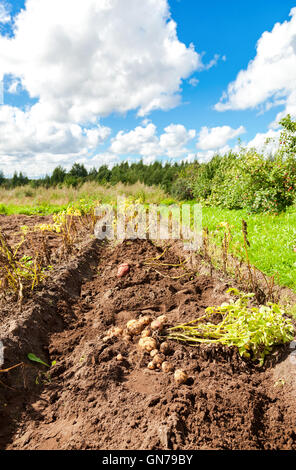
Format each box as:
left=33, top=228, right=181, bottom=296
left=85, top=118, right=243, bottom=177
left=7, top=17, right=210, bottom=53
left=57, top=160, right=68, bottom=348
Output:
left=0, top=0, right=296, bottom=177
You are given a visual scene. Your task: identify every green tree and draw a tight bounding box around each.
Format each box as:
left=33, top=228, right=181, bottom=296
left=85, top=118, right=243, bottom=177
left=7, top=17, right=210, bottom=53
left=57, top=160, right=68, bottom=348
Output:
left=51, top=166, right=66, bottom=185
left=278, top=114, right=296, bottom=157
left=11, top=171, right=29, bottom=188
left=97, top=165, right=111, bottom=183
left=69, top=163, right=88, bottom=179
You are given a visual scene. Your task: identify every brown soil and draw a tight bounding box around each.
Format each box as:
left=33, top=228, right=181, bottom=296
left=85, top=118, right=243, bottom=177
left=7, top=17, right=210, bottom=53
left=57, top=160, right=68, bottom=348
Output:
left=0, top=217, right=296, bottom=450
left=0, top=214, right=59, bottom=257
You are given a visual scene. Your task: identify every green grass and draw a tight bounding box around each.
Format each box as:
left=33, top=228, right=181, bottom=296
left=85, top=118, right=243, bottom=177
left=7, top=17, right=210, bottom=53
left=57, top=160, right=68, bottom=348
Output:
left=202, top=205, right=296, bottom=291
left=121, top=200, right=296, bottom=291
left=0, top=202, right=67, bottom=215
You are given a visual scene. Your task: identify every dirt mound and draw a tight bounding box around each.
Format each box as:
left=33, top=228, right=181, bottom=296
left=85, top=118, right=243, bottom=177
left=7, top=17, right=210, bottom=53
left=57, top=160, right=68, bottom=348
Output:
left=1, top=238, right=296, bottom=450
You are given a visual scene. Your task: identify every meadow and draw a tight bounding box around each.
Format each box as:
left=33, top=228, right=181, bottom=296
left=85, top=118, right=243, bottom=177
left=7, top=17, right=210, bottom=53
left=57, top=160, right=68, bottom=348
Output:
left=0, top=181, right=168, bottom=215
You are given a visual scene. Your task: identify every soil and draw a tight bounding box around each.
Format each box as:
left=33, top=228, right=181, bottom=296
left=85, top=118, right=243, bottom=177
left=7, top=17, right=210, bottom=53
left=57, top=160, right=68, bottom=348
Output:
left=0, top=216, right=296, bottom=450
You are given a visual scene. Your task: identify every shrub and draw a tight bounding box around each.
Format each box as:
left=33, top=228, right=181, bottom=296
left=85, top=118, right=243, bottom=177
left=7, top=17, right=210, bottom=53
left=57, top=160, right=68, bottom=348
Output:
left=171, top=178, right=193, bottom=200
left=189, top=147, right=296, bottom=213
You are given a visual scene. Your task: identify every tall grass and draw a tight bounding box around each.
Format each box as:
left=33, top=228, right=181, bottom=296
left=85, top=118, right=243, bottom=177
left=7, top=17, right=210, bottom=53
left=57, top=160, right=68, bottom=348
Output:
left=0, top=181, right=168, bottom=214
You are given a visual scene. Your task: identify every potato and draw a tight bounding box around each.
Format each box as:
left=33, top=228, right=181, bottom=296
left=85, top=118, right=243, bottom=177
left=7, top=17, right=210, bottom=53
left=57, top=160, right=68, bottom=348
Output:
left=157, top=315, right=168, bottom=324
left=126, top=319, right=143, bottom=336
left=159, top=342, right=170, bottom=354
left=117, top=263, right=130, bottom=278
left=152, top=353, right=166, bottom=367
left=141, top=328, right=152, bottom=338
left=162, top=361, right=174, bottom=373
left=150, top=349, right=159, bottom=358
left=138, top=315, right=153, bottom=327
left=150, top=319, right=164, bottom=331
left=138, top=337, right=157, bottom=352
left=108, top=326, right=123, bottom=338
left=151, top=315, right=168, bottom=331
left=174, top=369, right=188, bottom=385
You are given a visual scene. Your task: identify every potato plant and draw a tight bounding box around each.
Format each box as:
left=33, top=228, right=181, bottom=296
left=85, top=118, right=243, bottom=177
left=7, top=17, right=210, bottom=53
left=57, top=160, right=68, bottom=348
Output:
left=167, top=288, right=295, bottom=365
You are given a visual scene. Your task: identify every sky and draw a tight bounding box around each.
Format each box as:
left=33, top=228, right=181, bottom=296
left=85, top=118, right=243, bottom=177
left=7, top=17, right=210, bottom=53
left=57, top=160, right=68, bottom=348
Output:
left=0, top=0, right=296, bottom=177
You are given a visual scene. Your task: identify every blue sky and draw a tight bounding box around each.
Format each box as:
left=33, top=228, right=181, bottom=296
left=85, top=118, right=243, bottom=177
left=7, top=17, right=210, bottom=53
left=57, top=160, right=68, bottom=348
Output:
left=0, top=0, right=296, bottom=176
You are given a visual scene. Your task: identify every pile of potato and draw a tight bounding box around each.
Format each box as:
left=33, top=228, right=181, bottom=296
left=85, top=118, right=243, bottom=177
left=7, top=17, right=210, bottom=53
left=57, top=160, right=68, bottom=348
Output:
left=103, top=314, right=188, bottom=385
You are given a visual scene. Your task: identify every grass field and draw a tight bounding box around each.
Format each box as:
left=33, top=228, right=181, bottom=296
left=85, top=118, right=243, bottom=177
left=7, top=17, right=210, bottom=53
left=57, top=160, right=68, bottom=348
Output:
left=0, top=183, right=295, bottom=291
left=202, top=206, right=296, bottom=291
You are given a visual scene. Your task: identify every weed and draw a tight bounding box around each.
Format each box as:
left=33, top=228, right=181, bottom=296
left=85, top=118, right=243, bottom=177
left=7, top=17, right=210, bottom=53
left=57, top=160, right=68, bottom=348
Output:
left=201, top=219, right=281, bottom=303
left=30, top=199, right=100, bottom=257
left=28, top=353, right=57, bottom=385
left=0, top=204, right=7, bottom=215
left=0, top=229, right=52, bottom=303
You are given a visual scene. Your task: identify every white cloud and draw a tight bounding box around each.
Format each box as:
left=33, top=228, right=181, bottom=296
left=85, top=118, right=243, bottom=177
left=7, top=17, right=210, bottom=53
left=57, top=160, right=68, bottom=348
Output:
left=193, top=145, right=231, bottom=163
left=110, top=123, right=159, bottom=157
left=272, top=90, right=296, bottom=126
left=0, top=0, right=207, bottom=176
left=201, top=53, right=220, bottom=71
left=7, top=80, right=19, bottom=94
left=215, top=7, right=296, bottom=121
left=80, top=152, right=120, bottom=170
left=197, top=125, right=245, bottom=150
left=160, top=124, right=196, bottom=157
left=1, top=0, right=200, bottom=122
left=0, top=3, right=10, bottom=24
left=6, top=76, right=22, bottom=94
left=246, top=129, right=280, bottom=154
left=183, top=153, right=197, bottom=163
left=189, top=77, right=199, bottom=87
left=0, top=105, right=111, bottom=176
left=110, top=122, right=196, bottom=159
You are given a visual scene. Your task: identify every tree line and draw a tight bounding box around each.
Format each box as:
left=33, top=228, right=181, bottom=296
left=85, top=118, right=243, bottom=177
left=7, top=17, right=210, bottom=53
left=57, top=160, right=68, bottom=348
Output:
left=0, top=160, right=190, bottom=195
left=0, top=114, right=295, bottom=213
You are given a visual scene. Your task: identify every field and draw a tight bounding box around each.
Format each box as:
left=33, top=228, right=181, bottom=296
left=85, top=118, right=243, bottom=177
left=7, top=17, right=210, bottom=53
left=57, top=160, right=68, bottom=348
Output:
left=1, top=183, right=296, bottom=291
left=1, top=0, right=296, bottom=454
left=0, top=182, right=168, bottom=215
left=0, top=206, right=296, bottom=450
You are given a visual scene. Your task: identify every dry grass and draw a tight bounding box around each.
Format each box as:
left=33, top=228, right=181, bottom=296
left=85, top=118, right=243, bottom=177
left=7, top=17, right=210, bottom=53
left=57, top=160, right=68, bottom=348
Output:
left=0, top=181, right=169, bottom=212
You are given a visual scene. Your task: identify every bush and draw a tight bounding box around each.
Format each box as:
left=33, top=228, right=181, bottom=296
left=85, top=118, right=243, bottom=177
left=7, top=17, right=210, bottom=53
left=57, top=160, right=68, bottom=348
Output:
left=189, top=147, right=296, bottom=213
left=171, top=115, right=296, bottom=213
left=237, top=151, right=296, bottom=213
left=64, top=175, right=80, bottom=188
left=171, top=178, right=193, bottom=201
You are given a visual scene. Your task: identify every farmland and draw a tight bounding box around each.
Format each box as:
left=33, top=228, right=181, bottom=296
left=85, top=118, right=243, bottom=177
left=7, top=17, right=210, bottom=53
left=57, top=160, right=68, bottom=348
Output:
left=0, top=192, right=295, bottom=450
left=0, top=114, right=295, bottom=451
